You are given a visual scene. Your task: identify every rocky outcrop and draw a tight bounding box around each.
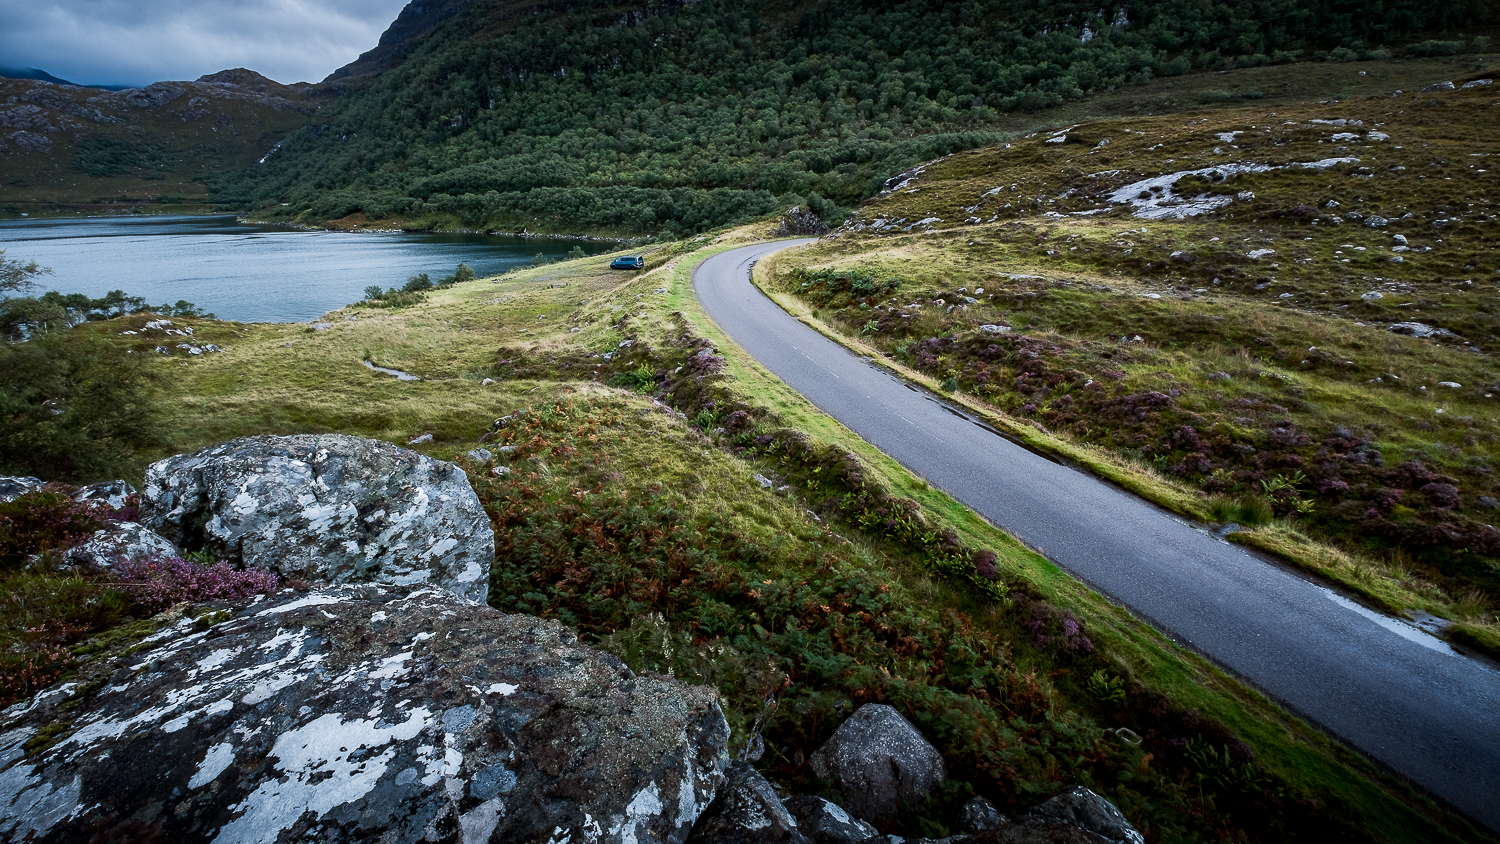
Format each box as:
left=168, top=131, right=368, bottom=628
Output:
left=61, top=520, right=178, bottom=570
left=960, top=796, right=1009, bottom=832
left=72, top=479, right=135, bottom=509
left=769, top=206, right=830, bottom=237
left=809, top=704, right=946, bottom=821
left=689, top=762, right=806, bottom=843
left=0, top=583, right=729, bottom=844
left=782, top=795, right=877, bottom=843
left=1027, top=786, right=1143, bottom=844
left=140, top=434, right=494, bottom=603
left=0, top=477, right=41, bottom=503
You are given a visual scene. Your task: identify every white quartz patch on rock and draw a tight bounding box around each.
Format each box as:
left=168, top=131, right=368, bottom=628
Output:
left=1104, top=158, right=1360, bottom=219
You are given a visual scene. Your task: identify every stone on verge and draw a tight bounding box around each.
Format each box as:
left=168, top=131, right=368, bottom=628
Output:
left=0, top=476, right=42, bottom=503
left=979, top=325, right=1012, bottom=335
left=73, top=480, right=137, bottom=510
left=808, top=703, right=946, bottom=821
left=140, top=434, right=494, bottom=603
left=62, top=520, right=179, bottom=570
left=688, top=761, right=806, bottom=843
left=782, top=795, right=878, bottom=844
left=1027, top=786, right=1144, bottom=844
left=0, top=583, right=729, bottom=844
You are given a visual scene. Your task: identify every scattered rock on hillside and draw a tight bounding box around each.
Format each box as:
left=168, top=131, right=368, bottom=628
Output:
left=1362, top=291, right=1383, bottom=300
left=1422, top=81, right=1456, bottom=92
left=782, top=795, right=877, bottom=844
left=62, top=520, right=178, bottom=570
left=808, top=703, right=946, bottom=821
left=141, top=434, right=494, bottom=603
left=0, top=583, right=729, bottom=844
left=689, top=762, right=806, bottom=843
left=980, top=324, right=1012, bottom=334
left=1364, top=216, right=1389, bottom=228
left=0, top=476, right=43, bottom=503
left=1388, top=322, right=1460, bottom=340
left=1028, top=786, right=1145, bottom=844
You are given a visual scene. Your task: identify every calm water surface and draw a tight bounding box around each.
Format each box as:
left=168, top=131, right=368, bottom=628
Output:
left=0, top=215, right=593, bottom=323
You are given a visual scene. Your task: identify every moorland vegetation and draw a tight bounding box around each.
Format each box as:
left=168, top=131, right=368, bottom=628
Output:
left=0, top=230, right=1489, bottom=842
left=762, top=75, right=1500, bottom=655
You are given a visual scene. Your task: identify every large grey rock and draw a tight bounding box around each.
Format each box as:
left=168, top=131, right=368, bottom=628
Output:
left=689, top=761, right=806, bottom=843
left=140, top=434, right=494, bottom=603
left=72, top=479, right=136, bottom=510
left=808, top=704, right=946, bottom=821
left=1027, top=787, right=1144, bottom=844
left=0, top=476, right=42, bottom=503
left=782, top=795, right=877, bottom=843
left=61, top=520, right=178, bottom=570
left=0, top=583, right=729, bottom=844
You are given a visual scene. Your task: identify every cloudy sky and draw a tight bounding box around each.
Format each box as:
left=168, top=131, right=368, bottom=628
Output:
left=0, top=0, right=411, bottom=87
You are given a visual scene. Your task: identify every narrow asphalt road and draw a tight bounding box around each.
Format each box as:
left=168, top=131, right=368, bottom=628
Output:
left=694, top=240, right=1500, bottom=832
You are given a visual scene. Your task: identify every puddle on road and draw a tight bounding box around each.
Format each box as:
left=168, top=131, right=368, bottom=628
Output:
left=1318, top=587, right=1459, bottom=656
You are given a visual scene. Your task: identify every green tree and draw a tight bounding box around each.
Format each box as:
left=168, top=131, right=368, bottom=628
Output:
left=0, top=329, right=160, bottom=481
left=0, top=249, right=51, bottom=298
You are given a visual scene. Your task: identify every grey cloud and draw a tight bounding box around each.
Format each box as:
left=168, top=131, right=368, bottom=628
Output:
left=0, top=0, right=409, bottom=87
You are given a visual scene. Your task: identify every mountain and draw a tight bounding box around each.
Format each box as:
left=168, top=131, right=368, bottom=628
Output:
left=0, top=69, right=320, bottom=216
left=324, top=0, right=474, bottom=88
left=0, top=66, right=130, bottom=91
left=209, top=0, right=1495, bottom=236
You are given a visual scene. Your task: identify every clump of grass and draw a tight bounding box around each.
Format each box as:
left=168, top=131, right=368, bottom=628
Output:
left=0, top=569, right=132, bottom=707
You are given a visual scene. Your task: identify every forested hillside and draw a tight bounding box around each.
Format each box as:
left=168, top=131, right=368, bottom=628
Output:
left=211, top=0, right=1494, bottom=235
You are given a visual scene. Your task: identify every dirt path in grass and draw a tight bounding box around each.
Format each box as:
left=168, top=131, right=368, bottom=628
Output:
left=695, top=239, right=1500, bottom=832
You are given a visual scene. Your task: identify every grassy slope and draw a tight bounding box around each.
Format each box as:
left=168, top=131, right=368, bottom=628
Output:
left=62, top=223, right=1481, bottom=842
left=757, top=60, right=1500, bottom=657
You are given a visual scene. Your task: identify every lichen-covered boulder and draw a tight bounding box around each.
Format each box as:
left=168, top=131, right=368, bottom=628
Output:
left=688, top=762, right=806, bottom=843
left=808, top=704, right=946, bottom=821
left=140, top=434, right=494, bottom=602
left=61, top=520, right=178, bottom=570
left=0, top=584, right=729, bottom=843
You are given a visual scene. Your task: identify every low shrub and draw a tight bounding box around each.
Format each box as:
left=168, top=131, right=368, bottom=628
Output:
left=112, top=554, right=280, bottom=615
left=0, top=491, right=110, bottom=570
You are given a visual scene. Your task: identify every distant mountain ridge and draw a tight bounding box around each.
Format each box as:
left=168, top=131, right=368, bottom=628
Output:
left=0, top=66, right=130, bottom=91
